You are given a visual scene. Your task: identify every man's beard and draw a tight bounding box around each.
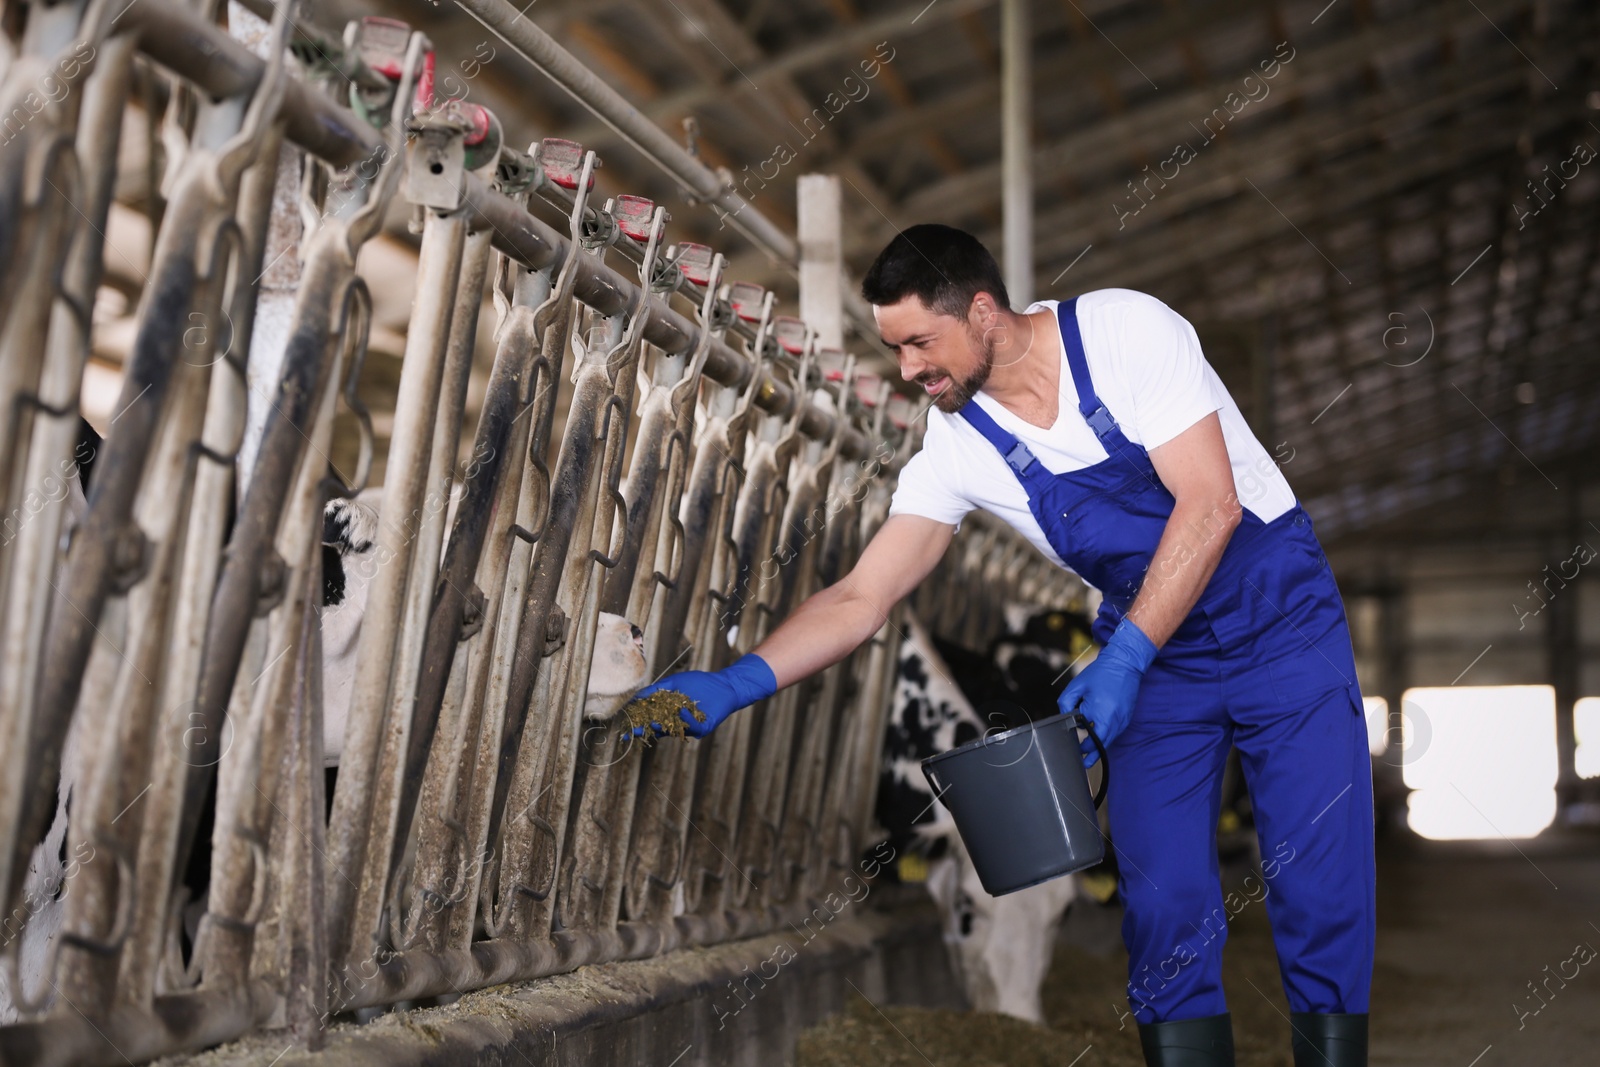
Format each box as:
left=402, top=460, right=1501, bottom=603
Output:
left=924, top=329, right=995, bottom=413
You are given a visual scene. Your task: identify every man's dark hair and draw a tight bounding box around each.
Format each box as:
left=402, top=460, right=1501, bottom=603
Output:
left=859, top=224, right=1011, bottom=318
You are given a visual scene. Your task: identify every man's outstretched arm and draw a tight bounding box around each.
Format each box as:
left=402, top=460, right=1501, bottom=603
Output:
left=630, top=513, right=956, bottom=737
left=752, top=513, right=956, bottom=689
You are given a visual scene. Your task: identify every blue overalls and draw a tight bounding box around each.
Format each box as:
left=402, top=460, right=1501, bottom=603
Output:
left=957, top=298, right=1376, bottom=1025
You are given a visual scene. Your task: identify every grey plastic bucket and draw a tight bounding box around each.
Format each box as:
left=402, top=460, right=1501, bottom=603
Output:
left=919, top=711, right=1108, bottom=897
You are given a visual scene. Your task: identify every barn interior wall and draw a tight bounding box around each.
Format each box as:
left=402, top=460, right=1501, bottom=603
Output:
left=1337, top=513, right=1600, bottom=812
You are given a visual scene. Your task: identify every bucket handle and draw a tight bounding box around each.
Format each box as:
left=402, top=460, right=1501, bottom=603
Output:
left=1069, top=714, right=1109, bottom=808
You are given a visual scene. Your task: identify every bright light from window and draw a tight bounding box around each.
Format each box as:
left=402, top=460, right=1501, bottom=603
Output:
left=1401, top=685, right=1557, bottom=840
left=1576, top=698, right=1600, bottom=780
left=1363, top=696, right=1389, bottom=756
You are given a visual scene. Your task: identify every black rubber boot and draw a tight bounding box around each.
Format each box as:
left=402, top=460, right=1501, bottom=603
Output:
left=1137, top=1011, right=1237, bottom=1066
left=1289, top=1011, right=1368, bottom=1067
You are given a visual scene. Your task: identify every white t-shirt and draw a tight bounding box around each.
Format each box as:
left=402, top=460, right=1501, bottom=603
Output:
left=887, top=288, right=1296, bottom=571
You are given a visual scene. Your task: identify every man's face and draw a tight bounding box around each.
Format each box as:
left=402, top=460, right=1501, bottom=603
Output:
left=874, top=295, right=996, bottom=414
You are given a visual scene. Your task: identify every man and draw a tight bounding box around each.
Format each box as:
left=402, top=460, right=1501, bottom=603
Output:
left=630, top=224, right=1375, bottom=1067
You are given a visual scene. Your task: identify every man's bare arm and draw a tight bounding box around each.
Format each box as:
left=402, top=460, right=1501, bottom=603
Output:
left=750, top=514, right=955, bottom=689
left=1123, top=412, right=1242, bottom=648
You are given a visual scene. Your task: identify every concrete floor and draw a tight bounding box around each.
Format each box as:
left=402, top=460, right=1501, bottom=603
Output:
left=1367, top=831, right=1600, bottom=1066
left=797, top=827, right=1600, bottom=1066
left=1051, top=828, right=1600, bottom=1066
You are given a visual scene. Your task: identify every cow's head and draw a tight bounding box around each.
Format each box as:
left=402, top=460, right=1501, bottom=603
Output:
left=583, top=613, right=650, bottom=719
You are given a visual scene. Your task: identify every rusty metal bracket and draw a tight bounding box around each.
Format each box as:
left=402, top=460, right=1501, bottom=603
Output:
left=107, top=523, right=151, bottom=594
left=458, top=584, right=487, bottom=640
left=402, top=106, right=471, bottom=211
left=253, top=549, right=288, bottom=617
left=636, top=829, right=682, bottom=894
left=543, top=604, right=567, bottom=656
left=513, top=811, right=560, bottom=903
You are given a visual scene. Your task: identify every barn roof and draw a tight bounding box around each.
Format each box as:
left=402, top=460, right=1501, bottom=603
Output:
left=297, top=0, right=1600, bottom=548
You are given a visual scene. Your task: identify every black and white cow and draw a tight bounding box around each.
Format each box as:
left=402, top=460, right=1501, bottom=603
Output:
left=1, top=431, right=94, bottom=1022
left=923, top=602, right=1097, bottom=723
left=991, top=602, right=1098, bottom=708
left=874, top=611, right=1086, bottom=1024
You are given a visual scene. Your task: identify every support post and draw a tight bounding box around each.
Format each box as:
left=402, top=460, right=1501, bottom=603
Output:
left=1001, top=0, right=1033, bottom=308
left=1376, top=572, right=1409, bottom=814
left=798, top=174, right=844, bottom=350
left=231, top=0, right=305, bottom=501
left=1553, top=474, right=1583, bottom=808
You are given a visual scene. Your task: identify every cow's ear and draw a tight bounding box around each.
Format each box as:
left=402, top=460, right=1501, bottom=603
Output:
left=322, top=544, right=346, bottom=607
left=321, top=501, right=345, bottom=546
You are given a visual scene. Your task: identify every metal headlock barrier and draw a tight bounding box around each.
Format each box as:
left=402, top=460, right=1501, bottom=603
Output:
left=0, top=1, right=1085, bottom=1063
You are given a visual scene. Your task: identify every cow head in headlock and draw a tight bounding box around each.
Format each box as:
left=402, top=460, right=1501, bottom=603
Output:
left=319, top=490, right=651, bottom=764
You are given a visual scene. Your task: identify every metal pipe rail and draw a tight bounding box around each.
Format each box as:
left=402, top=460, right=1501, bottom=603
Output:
left=451, top=0, right=886, bottom=345
left=0, top=4, right=1091, bottom=1065
left=110, top=0, right=880, bottom=464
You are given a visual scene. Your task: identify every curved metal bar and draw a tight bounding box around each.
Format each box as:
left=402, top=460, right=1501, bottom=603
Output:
left=589, top=395, right=630, bottom=570
left=9, top=8, right=299, bottom=949
left=206, top=0, right=299, bottom=196
left=345, top=35, right=430, bottom=254
left=332, top=277, right=376, bottom=496
left=652, top=429, right=691, bottom=593
left=58, top=839, right=136, bottom=957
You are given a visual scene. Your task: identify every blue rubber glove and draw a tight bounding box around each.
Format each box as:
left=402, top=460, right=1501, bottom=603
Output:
left=1058, top=618, right=1158, bottom=768
left=626, top=653, right=779, bottom=740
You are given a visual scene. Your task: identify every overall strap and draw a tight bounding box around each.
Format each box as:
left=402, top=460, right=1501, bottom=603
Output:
left=1058, top=297, right=1124, bottom=448
left=956, top=297, right=1138, bottom=479
left=955, top=397, right=1047, bottom=481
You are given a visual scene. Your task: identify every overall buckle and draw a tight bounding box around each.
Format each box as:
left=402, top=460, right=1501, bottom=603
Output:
left=1085, top=405, right=1118, bottom=439
left=1004, top=440, right=1037, bottom=474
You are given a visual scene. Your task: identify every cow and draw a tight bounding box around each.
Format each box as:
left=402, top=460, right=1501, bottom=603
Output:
left=930, top=601, right=1258, bottom=891
left=0, top=730, right=81, bottom=1023
left=874, top=611, right=1089, bottom=1024
left=0, top=433, right=94, bottom=1023
left=318, top=489, right=652, bottom=764
left=921, top=602, right=1097, bottom=722
left=991, top=602, right=1099, bottom=709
